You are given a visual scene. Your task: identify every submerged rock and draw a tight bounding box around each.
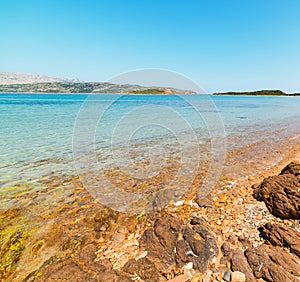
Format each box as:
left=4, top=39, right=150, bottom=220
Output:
left=253, top=162, right=300, bottom=219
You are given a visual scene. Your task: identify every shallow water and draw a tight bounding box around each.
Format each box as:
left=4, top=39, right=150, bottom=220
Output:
left=1, top=94, right=300, bottom=211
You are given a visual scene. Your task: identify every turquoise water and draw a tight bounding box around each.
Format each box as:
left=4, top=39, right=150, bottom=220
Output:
left=1, top=93, right=300, bottom=193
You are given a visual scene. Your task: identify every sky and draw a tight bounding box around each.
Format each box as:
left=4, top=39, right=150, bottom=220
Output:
left=1, top=0, right=300, bottom=93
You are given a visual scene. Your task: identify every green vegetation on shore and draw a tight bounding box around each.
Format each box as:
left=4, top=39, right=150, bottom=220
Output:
left=128, top=88, right=168, bottom=94
left=213, top=90, right=300, bottom=96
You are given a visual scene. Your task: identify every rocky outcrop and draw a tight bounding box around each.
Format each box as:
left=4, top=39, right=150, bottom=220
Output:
left=245, top=245, right=300, bottom=282
left=253, top=162, right=300, bottom=219
left=176, top=224, right=218, bottom=272
left=221, top=242, right=256, bottom=282
left=259, top=222, right=300, bottom=257
left=34, top=258, right=132, bottom=282
left=138, top=215, right=218, bottom=280
left=221, top=237, right=300, bottom=282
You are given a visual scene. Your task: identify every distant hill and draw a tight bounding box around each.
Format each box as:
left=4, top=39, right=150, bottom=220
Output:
left=0, top=81, right=195, bottom=94
left=0, top=72, right=196, bottom=94
left=0, top=72, right=81, bottom=85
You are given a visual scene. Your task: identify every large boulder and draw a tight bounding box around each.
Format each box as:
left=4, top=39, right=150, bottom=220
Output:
left=253, top=162, right=300, bottom=219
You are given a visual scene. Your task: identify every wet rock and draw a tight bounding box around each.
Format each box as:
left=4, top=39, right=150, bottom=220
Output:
left=260, top=222, right=300, bottom=257
left=245, top=245, right=300, bottom=282
left=94, top=208, right=118, bottom=232
left=61, top=234, right=85, bottom=252
left=253, top=162, right=300, bottom=219
left=123, top=257, right=159, bottom=282
left=35, top=259, right=96, bottom=282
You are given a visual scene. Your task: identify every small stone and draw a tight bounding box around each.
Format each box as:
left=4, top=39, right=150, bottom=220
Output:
left=231, top=271, right=246, bottom=282
left=195, top=197, right=214, bottom=209
left=223, top=269, right=232, bottom=282
left=219, top=196, right=228, bottom=203
left=174, top=200, right=185, bottom=207
left=184, top=262, right=193, bottom=271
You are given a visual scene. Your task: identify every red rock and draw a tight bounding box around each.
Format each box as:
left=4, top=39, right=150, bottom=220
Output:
left=123, top=257, right=159, bottom=282
left=245, top=245, right=300, bottom=282
left=253, top=162, right=300, bottom=219
left=260, top=222, right=300, bottom=257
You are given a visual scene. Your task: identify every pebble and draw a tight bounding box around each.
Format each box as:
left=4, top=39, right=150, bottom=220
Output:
left=174, top=200, right=185, bottom=207
left=135, top=250, right=147, bottom=260
left=219, top=196, right=228, bottom=203
left=231, top=271, right=246, bottom=282
left=223, top=269, right=232, bottom=282
left=184, top=262, right=193, bottom=271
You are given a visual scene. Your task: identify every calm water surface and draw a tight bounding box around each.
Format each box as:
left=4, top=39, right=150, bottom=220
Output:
left=1, top=94, right=300, bottom=192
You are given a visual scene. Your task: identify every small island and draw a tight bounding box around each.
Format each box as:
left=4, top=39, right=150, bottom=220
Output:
left=213, top=90, right=300, bottom=96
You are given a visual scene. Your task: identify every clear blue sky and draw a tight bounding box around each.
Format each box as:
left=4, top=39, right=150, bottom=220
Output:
left=1, top=0, right=300, bottom=93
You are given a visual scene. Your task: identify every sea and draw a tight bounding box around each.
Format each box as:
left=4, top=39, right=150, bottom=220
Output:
left=1, top=93, right=300, bottom=212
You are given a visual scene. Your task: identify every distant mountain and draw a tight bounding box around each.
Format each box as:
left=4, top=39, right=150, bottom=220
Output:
left=0, top=72, right=196, bottom=94
left=0, top=82, right=195, bottom=94
left=0, top=72, right=82, bottom=85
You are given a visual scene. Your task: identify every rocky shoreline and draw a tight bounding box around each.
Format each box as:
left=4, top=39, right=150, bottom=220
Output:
left=1, top=142, right=300, bottom=281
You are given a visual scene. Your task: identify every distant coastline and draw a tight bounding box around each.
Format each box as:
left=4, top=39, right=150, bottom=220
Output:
left=0, top=82, right=195, bottom=94
left=213, top=90, right=300, bottom=96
